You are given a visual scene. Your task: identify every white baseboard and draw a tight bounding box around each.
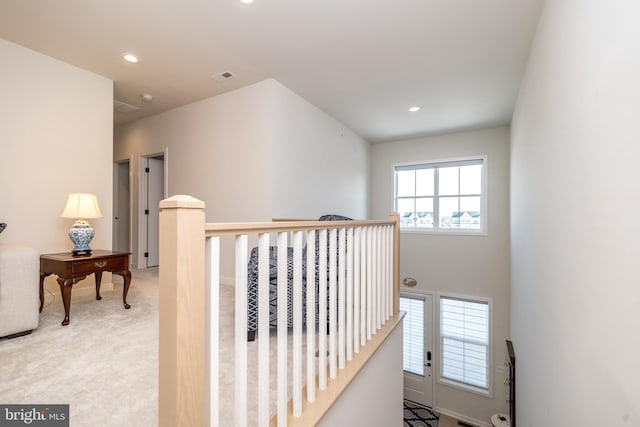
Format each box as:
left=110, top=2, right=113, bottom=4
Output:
left=435, top=407, right=492, bottom=427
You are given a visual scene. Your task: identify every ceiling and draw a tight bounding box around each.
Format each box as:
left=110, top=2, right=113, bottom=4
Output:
left=0, top=0, right=542, bottom=143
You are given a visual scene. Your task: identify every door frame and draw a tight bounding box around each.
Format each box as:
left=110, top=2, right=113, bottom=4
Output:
left=137, top=148, right=169, bottom=269
left=401, top=289, right=435, bottom=407
left=113, top=156, right=133, bottom=255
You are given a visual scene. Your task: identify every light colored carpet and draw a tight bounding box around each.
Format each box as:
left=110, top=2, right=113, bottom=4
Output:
left=0, top=268, right=159, bottom=426
left=0, top=268, right=316, bottom=426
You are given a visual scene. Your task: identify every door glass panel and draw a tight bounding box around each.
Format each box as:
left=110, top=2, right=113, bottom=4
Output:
left=400, top=296, right=424, bottom=376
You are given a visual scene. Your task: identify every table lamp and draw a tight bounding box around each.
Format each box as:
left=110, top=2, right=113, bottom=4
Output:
left=61, top=193, right=103, bottom=256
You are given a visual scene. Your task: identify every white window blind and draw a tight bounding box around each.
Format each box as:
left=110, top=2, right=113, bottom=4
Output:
left=400, top=296, right=424, bottom=376
left=440, top=296, right=489, bottom=390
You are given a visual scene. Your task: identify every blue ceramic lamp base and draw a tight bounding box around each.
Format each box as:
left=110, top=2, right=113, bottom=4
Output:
left=69, top=218, right=95, bottom=256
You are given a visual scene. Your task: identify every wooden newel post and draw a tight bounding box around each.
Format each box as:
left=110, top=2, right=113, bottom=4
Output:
left=159, top=195, right=206, bottom=427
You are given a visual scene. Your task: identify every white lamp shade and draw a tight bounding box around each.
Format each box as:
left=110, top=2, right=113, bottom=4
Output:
left=61, top=193, right=103, bottom=219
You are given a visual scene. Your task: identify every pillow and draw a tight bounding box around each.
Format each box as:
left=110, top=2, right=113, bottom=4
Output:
left=0, top=223, right=6, bottom=234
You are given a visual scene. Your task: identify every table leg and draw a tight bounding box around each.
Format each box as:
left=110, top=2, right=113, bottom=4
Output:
left=57, top=277, right=75, bottom=326
left=121, top=270, right=132, bottom=309
left=39, top=272, right=51, bottom=312
left=95, top=270, right=103, bottom=301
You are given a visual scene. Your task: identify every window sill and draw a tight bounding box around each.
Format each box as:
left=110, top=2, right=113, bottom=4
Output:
left=400, top=228, right=487, bottom=237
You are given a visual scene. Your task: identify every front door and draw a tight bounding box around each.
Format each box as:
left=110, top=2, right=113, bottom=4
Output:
left=401, top=293, right=434, bottom=407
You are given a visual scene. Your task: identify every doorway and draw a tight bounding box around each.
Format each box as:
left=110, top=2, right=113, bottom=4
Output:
left=113, top=160, right=131, bottom=253
left=139, top=154, right=165, bottom=268
left=401, top=292, right=434, bottom=407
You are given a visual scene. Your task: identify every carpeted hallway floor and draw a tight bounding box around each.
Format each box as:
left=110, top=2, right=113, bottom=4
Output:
left=0, top=268, right=159, bottom=426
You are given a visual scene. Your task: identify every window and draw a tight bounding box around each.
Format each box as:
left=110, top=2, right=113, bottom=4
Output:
left=394, top=157, right=485, bottom=233
left=439, top=295, right=490, bottom=392
left=400, top=295, right=425, bottom=376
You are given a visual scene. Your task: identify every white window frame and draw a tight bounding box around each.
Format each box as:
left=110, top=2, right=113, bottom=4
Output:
left=393, top=155, right=488, bottom=235
left=437, top=292, right=493, bottom=397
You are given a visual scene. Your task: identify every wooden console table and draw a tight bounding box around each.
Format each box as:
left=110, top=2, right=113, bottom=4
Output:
left=39, top=250, right=132, bottom=326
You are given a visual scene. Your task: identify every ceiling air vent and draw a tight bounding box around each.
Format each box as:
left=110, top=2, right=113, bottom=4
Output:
left=114, top=99, right=141, bottom=113
left=211, top=71, right=236, bottom=82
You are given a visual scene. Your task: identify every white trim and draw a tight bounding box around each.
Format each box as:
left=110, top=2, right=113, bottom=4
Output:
left=392, top=155, right=488, bottom=235
left=112, top=161, right=118, bottom=251
left=163, top=147, right=169, bottom=199
left=137, top=156, right=148, bottom=269
left=400, top=228, right=488, bottom=237
left=435, top=406, right=492, bottom=427
left=113, top=157, right=134, bottom=262
left=400, top=289, right=435, bottom=408
left=137, top=150, right=168, bottom=268
left=129, top=154, right=135, bottom=265
left=436, top=291, right=494, bottom=398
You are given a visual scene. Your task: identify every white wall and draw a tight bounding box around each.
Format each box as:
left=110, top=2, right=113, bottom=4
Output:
left=114, top=80, right=275, bottom=269
left=272, top=81, right=369, bottom=219
left=318, top=322, right=403, bottom=427
left=370, top=126, right=510, bottom=425
left=115, top=78, right=370, bottom=276
left=510, top=1, right=640, bottom=426
left=0, top=38, right=113, bottom=288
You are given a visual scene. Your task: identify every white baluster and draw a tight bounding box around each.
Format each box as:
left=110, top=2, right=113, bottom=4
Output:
left=305, top=230, right=316, bottom=402
left=366, top=226, right=373, bottom=341
left=235, top=235, right=248, bottom=427
left=353, top=227, right=361, bottom=354
left=338, top=228, right=346, bottom=369
left=360, top=226, right=368, bottom=346
left=346, top=227, right=354, bottom=361
left=377, top=225, right=382, bottom=330
left=329, top=228, right=337, bottom=379
left=277, top=232, right=288, bottom=427
left=206, top=236, right=220, bottom=427
left=293, top=231, right=303, bottom=417
left=318, top=229, right=328, bottom=390
left=380, top=226, right=386, bottom=323
left=258, top=233, right=270, bottom=426
left=386, top=225, right=393, bottom=320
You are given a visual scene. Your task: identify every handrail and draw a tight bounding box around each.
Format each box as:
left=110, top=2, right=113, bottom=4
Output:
left=205, top=219, right=395, bottom=237
left=159, top=195, right=401, bottom=426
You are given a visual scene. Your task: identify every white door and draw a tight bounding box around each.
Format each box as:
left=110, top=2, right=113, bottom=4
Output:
left=145, top=156, right=164, bottom=267
left=401, top=293, right=434, bottom=407
left=113, top=161, right=130, bottom=253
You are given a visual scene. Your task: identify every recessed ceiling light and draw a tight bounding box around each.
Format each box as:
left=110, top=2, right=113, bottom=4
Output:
left=409, top=106, right=420, bottom=112
left=123, top=54, right=138, bottom=63
left=240, top=0, right=254, bottom=3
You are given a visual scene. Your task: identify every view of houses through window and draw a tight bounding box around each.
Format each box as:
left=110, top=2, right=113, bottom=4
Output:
left=394, top=157, right=485, bottom=232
